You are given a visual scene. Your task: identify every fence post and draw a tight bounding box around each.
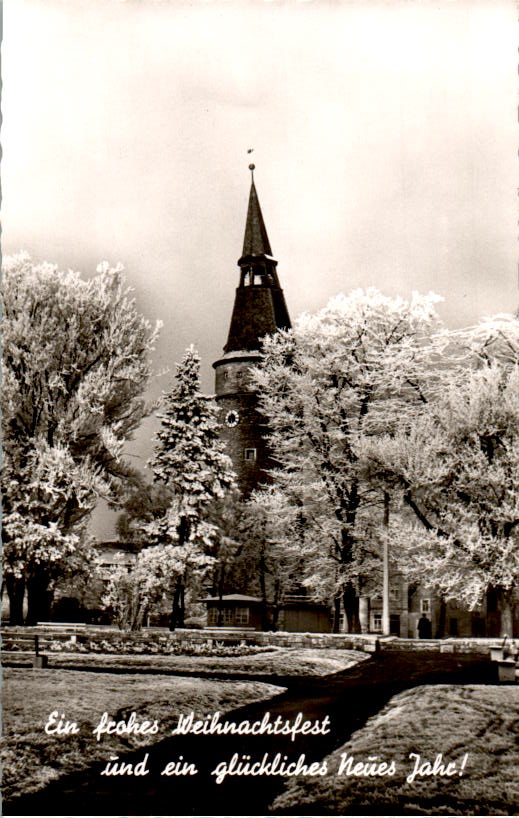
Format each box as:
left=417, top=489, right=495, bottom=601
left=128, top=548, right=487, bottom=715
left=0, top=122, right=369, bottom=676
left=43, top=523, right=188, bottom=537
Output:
left=33, top=633, right=48, bottom=668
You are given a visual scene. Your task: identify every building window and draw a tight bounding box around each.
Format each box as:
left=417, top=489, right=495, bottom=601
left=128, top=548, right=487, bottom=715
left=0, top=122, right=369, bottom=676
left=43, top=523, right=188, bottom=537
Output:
left=223, top=608, right=234, bottom=625
left=208, top=607, right=234, bottom=625
left=244, top=448, right=256, bottom=461
left=373, top=613, right=382, bottom=632
left=235, top=607, right=249, bottom=625
left=421, top=598, right=430, bottom=614
left=390, top=587, right=400, bottom=602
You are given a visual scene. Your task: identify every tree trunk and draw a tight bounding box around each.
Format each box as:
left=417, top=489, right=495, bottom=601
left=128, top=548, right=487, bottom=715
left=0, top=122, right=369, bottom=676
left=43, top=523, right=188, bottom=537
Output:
left=259, top=556, right=269, bottom=631
left=333, top=597, right=341, bottom=633
left=272, top=577, right=281, bottom=632
left=170, top=576, right=184, bottom=631
left=382, top=492, right=390, bottom=636
left=128, top=587, right=146, bottom=632
left=343, top=583, right=360, bottom=633
left=217, top=570, right=224, bottom=626
left=435, top=597, right=447, bottom=638
left=26, top=572, right=53, bottom=625
left=485, top=586, right=501, bottom=637
left=179, top=581, right=185, bottom=628
left=6, top=574, right=25, bottom=625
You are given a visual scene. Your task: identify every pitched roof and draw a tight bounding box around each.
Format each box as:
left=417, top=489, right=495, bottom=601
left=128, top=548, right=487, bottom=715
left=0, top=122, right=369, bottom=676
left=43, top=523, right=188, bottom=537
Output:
left=224, top=286, right=287, bottom=352
left=219, top=171, right=290, bottom=354
left=242, top=181, right=272, bottom=258
left=201, top=594, right=263, bottom=604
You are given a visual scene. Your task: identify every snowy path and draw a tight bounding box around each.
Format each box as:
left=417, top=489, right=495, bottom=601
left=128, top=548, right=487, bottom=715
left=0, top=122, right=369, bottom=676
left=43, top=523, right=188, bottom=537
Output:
left=5, top=650, right=495, bottom=816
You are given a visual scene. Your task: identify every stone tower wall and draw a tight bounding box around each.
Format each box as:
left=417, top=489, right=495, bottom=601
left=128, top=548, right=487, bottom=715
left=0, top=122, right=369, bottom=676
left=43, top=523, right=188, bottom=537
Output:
left=214, top=359, right=273, bottom=496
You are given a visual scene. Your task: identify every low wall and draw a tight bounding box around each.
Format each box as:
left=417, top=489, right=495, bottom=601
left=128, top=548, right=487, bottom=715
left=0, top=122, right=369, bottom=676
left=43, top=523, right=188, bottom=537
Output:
left=174, top=629, right=381, bottom=652
left=172, top=629, right=499, bottom=655
left=381, top=636, right=500, bottom=655
left=1, top=625, right=503, bottom=656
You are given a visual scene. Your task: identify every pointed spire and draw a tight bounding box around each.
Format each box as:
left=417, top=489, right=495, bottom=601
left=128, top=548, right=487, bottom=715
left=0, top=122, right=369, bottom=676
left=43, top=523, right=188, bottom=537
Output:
left=217, top=163, right=291, bottom=355
left=241, top=165, right=273, bottom=259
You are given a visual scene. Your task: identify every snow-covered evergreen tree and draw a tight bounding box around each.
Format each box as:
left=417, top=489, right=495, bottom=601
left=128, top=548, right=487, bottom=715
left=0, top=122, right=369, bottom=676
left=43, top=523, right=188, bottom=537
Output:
left=2, top=254, right=161, bottom=623
left=147, top=346, right=236, bottom=628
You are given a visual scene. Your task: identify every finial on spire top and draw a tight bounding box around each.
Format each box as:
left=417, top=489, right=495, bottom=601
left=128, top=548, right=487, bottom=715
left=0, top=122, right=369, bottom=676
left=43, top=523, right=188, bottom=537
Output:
left=247, top=148, right=255, bottom=180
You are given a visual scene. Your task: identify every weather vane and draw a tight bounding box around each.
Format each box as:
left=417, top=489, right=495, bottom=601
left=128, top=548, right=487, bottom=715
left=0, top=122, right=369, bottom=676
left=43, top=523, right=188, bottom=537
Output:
left=247, top=148, right=255, bottom=179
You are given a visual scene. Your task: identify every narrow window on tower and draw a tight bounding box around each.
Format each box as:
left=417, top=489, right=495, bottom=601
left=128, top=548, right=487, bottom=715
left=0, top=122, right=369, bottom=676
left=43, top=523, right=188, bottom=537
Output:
left=244, top=448, right=256, bottom=462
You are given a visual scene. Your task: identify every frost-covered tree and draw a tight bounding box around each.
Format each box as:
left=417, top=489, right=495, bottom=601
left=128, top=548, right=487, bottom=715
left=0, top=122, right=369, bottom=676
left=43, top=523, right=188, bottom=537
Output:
left=148, top=346, right=236, bottom=629
left=367, top=316, right=519, bottom=636
left=205, top=492, right=243, bottom=600
left=241, top=488, right=312, bottom=630
left=103, top=544, right=200, bottom=631
left=2, top=253, right=160, bottom=623
left=252, top=289, right=443, bottom=631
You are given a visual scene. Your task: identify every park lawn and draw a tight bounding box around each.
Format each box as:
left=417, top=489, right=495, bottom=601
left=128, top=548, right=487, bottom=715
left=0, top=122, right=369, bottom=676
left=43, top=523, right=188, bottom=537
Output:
left=4, top=646, right=366, bottom=677
left=2, top=666, right=282, bottom=801
left=272, top=684, right=519, bottom=816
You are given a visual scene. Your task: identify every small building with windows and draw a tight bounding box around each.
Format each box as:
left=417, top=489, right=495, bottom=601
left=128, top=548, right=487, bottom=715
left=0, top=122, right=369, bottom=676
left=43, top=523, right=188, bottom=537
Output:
left=202, top=594, right=263, bottom=630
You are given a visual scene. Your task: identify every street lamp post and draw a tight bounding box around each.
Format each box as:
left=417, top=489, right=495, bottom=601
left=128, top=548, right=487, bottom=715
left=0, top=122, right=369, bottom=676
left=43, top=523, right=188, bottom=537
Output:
left=382, top=491, right=390, bottom=637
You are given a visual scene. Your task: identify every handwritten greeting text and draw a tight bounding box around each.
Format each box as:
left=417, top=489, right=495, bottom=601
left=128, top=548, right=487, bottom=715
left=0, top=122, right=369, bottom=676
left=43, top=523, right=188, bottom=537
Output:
left=42, top=710, right=470, bottom=786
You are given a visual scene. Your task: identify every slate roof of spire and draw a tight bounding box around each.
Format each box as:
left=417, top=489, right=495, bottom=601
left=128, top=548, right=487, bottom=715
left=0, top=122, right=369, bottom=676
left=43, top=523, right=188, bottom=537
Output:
left=216, top=171, right=291, bottom=354
left=242, top=181, right=273, bottom=258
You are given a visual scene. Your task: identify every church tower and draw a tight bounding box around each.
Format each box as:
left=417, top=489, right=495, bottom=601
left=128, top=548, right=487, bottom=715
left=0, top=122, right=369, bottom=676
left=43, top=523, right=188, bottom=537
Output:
left=213, top=166, right=291, bottom=495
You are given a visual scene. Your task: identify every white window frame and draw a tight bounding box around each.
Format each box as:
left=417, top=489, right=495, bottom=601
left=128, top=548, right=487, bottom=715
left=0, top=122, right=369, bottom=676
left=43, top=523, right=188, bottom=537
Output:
left=234, top=607, right=249, bottom=625
left=244, top=448, right=257, bottom=461
left=221, top=607, right=233, bottom=625
left=421, top=598, right=431, bottom=614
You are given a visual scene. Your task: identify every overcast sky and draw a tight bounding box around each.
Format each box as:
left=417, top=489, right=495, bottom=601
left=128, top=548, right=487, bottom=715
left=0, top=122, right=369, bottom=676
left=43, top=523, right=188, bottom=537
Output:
left=3, top=0, right=517, bottom=539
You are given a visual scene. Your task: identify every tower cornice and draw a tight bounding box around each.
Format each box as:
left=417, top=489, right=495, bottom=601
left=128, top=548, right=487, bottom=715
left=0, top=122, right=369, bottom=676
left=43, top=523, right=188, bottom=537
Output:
left=212, top=350, right=263, bottom=370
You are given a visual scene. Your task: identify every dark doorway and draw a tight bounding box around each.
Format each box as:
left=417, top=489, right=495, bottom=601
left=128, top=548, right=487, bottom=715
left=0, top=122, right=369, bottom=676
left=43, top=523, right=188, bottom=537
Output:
left=390, top=614, right=400, bottom=636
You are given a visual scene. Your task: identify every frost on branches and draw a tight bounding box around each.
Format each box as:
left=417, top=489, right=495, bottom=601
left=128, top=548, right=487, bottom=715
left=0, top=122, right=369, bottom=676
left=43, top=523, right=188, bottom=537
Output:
left=102, top=543, right=196, bottom=631
left=251, top=289, right=443, bottom=632
left=2, top=254, right=161, bottom=623
left=139, top=346, right=236, bottom=630
left=242, top=486, right=320, bottom=630
left=368, top=316, right=519, bottom=636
